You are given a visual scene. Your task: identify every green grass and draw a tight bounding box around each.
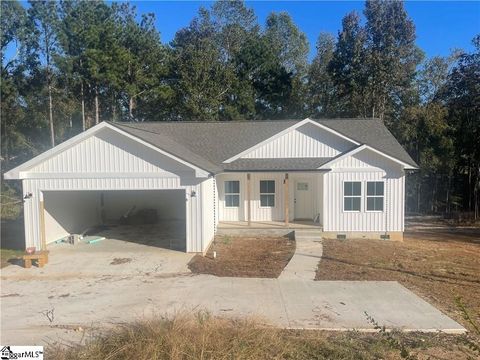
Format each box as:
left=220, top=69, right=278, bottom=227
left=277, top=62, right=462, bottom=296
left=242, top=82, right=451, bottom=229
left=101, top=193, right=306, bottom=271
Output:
left=0, top=248, right=24, bottom=268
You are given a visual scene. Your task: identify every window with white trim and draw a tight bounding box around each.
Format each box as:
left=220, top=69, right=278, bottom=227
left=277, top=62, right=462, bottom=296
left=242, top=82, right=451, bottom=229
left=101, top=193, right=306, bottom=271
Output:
left=366, top=181, right=384, bottom=211
left=344, top=181, right=361, bottom=211
left=225, top=181, right=240, bottom=207
left=260, top=180, right=275, bottom=207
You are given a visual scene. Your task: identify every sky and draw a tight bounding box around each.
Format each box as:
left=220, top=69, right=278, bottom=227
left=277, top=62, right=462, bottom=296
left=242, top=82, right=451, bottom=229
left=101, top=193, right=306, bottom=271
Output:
left=6, top=1, right=480, bottom=63
left=132, top=0, right=480, bottom=60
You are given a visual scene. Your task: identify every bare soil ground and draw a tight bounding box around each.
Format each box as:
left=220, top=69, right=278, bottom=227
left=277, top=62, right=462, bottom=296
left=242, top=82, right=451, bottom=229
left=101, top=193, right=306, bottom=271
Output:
left=316, top=222, right=480, bottom=335
left=188, top=235, right=295, bottom=278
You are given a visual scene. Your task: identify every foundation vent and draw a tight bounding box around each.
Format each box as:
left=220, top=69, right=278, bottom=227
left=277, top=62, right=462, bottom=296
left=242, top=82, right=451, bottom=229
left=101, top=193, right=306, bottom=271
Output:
left=336, top=234, right=347, bottom=240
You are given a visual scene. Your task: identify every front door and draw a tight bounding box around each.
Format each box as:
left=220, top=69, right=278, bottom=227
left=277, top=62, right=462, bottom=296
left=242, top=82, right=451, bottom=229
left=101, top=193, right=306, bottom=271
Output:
left=294, top=180, right=313, bottom=220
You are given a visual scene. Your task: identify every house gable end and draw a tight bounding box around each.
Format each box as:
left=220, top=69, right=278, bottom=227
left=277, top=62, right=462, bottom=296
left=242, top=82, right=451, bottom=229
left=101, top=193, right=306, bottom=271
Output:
left=224, top=119, right=358, bottom=162
left=28, top=127, right=195, bottom=177
left=321, top=146, right=412, bottom=172
left=4, top=123, right=208, bottom=179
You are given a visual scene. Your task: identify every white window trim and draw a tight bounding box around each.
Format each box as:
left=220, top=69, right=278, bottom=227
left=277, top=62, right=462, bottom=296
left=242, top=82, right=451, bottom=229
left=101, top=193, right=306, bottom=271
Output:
left=224, top=180, right=240, bottom=208
left=342, top=180, right=362, bottom=213
left=365, top=181, right=385, bottom=213
left=259, top=179, right=276, bottom=208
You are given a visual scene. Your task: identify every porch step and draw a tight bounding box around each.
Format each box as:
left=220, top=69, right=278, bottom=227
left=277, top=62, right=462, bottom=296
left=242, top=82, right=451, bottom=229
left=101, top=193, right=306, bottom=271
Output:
left=294, top=229, right=324, bottom=240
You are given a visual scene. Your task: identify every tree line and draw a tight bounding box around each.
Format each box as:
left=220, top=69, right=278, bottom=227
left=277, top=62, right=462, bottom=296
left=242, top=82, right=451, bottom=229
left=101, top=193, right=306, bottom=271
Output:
left=1, top=0, right=479, bottom=217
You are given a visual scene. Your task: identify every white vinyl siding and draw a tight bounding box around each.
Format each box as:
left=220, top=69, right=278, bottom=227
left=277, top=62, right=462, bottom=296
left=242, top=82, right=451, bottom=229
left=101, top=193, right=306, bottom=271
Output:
left=241, top=122, right=353, bottom=159
left=323, top=170, right=404, bottom=232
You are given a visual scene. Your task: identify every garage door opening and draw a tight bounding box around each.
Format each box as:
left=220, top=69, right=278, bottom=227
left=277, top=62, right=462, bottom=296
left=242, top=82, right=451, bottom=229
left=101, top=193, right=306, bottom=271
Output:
left=43, top=190, right=186, bottom=251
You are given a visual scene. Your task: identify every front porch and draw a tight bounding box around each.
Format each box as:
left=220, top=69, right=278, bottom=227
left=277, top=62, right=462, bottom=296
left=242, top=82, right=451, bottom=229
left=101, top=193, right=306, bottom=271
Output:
left=216, top=220, right=322, bottom=237
left=218, top=220, right=321, bottom=229
left=216, top=172, right=324, bottom=228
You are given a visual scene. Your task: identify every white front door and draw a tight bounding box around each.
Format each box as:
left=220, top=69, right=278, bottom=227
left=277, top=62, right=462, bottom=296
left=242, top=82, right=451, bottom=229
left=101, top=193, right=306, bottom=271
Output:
left=294, top=179, right=313, bottom=220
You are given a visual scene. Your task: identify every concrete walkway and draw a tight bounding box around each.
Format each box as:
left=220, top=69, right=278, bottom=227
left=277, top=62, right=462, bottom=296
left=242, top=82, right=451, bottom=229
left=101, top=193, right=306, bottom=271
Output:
left=0, top=239, right=466, bottom=345
left=1, top=275, right=465, bottom=345
left=279, top=229, right=323, bottom=280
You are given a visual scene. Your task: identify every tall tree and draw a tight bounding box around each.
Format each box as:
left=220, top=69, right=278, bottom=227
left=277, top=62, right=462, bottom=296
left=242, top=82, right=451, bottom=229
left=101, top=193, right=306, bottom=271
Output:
left=112, top=3, right=166, bottom=120
left=28, top=0, right=60, bottom=147
left=264, top=12, right=309, bottom=117
left=307, top=32, right=336, bottom=117
left=363, top=0, right=421, bottom=122
left=440, top=36, right=480, bottom=217
left=328, top=11, right=367, bottom=117
left=170, top=9, right=234, bottom=120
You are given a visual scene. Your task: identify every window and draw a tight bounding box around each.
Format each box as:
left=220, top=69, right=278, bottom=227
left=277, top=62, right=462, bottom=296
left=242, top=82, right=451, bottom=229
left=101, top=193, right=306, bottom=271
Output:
left=225, top=181, right=240, bottom=207
left=297, top=182, right=308, bottom=191
left=344, top=181, right=361, bottom=211
left=366, top=181, right=384, bottom=211
left=260, top=180, right=275, bottom=207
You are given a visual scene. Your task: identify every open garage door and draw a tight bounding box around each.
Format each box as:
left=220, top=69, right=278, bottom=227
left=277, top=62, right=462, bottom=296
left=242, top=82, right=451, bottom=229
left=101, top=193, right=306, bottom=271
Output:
left=43, top=189, right=186, bottom=251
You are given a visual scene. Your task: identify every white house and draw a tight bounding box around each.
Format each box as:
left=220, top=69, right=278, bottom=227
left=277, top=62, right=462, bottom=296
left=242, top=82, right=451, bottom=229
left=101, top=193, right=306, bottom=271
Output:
left=4, top=118, right=417, bottom=253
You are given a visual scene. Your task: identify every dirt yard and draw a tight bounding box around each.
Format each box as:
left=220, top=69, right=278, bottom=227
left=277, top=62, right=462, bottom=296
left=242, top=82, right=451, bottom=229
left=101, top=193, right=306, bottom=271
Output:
left=189, top=235, right=295, bottom=278
left=316, top=223, right=480, bottom=334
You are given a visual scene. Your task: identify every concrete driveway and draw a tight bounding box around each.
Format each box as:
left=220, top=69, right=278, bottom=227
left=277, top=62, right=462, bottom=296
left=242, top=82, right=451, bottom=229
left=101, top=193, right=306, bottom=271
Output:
left=1, top=240, right=465, bottom=345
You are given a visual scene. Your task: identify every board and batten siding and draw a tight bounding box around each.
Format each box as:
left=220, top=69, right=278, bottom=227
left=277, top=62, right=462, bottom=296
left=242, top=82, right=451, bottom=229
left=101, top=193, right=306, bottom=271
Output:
left=28, top=128, right=192, bottom=177
left=20, top=127, right=212, bottom=253
left=241, top=123, right=354, bottom=159
left=323, top=149, right=405, bottom=233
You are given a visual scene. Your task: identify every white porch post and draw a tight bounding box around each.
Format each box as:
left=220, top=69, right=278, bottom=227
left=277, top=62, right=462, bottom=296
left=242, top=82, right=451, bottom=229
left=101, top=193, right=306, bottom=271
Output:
left=284, top=173, right=289, bottom=227
left=247, top=173, right=251, bottom=226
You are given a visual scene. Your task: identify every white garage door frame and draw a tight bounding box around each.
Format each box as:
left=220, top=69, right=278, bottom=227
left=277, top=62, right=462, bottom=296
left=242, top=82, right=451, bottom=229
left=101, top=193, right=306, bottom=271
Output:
left=22, top=177, right=207, bottom=253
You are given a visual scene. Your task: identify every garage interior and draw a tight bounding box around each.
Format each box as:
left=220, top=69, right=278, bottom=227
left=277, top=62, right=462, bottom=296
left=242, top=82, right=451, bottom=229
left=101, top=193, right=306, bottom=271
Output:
left=43, top=189, right=187, bottom=251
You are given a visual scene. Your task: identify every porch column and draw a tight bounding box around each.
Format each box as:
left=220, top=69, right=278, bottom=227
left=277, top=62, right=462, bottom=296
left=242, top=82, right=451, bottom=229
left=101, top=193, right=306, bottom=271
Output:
left=247, top=173, right=251, bottom=226
left=284, top=173, right=289, bottom=227
left=39, top=192, right=47, bottom=251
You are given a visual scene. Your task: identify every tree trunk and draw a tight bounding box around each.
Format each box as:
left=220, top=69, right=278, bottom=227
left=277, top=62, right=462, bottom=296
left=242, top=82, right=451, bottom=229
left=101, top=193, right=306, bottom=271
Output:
left=446, top=174, right=451, bottom=214
left=129, top=96, right=134, bottom=120
left=112, top=94, right=116, bottom=122
left=81, top=81, right=86, bottom=131
left=416, top=179, right=421, bottom=213
left=48, top=82, right=55, bottom=147
left=95, top=86, right=99, bottom=124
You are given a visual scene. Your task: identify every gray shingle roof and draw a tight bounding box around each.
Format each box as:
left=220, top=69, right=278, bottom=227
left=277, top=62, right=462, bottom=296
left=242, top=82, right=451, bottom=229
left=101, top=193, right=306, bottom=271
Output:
left=224, top=158, right=332, bottom=171
left=110, top=118, right=417, bottom=174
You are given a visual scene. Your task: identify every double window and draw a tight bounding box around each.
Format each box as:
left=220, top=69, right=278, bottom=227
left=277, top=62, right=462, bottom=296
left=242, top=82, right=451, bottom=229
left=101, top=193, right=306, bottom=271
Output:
left=225, top=181, right=240, bottom=207
left=343, top=181, right=385, bottom=212
left=366, top=181, right=384, bottom=211
left=260, top=180, right=275, bottom=207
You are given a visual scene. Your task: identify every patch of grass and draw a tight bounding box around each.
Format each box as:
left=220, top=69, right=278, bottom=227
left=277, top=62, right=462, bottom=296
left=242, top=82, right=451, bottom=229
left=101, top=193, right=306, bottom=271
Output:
left=47, top=313, right=477, bottom=360
left=188, top=236, right=295, bottom=278
left=0, top=248, right=24, bottom=268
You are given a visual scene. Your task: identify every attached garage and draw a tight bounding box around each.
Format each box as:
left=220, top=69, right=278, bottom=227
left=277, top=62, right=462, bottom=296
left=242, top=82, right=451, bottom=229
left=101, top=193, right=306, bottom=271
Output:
left=43, top=189, right=187, bottom=251
left=5, top=122, right=216, bottom=253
